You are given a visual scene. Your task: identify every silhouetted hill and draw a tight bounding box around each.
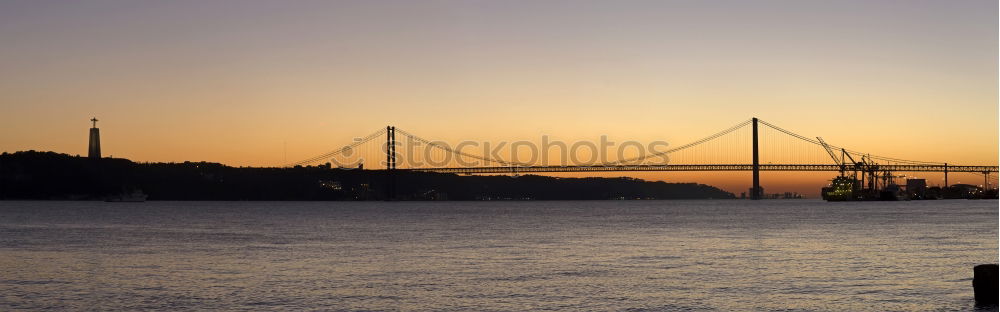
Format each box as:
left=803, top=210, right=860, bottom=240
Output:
left=0, top=151, right=735, bottom=200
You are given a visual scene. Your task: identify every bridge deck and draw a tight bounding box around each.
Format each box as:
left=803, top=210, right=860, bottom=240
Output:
left=407, top=164, right=998, bottom=174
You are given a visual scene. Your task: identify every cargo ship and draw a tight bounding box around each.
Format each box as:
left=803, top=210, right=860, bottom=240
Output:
left=821, top=175, right=906, bottom=201
left=821, top=176, right=860, bottom=201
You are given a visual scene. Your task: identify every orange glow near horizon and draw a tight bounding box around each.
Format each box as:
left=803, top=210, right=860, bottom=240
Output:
left=0, top=1, right=997, bottom=196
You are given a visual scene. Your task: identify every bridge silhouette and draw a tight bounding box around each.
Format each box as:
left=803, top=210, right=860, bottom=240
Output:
left=286, top=118, right=998, bottom=199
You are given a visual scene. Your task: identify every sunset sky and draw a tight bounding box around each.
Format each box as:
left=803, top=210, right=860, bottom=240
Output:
left=1, top=0, right=996, bottom=195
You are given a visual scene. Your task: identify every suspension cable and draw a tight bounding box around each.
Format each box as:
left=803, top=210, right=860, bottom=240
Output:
left=757, top=119, right=943, bottom=165
left=394, top=128, right=532, bottom=167
left=284, top=127, right=387, bottom=167
left=609, top=119, right=753, bottom=165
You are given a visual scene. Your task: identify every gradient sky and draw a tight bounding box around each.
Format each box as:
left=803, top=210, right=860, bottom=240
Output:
left=1, top=0, right=997, bottom=195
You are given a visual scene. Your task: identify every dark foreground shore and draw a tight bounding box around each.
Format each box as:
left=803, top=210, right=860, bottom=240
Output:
left=1, top=151, right=733, bottom=201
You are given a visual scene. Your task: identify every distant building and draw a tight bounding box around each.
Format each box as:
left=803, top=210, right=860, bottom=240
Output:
left=88, top=117, right=101, bottom=159
left=780, top=192, right=803, bottom=199
left=749, top=187, right=763, bottom=199
left=906, top=179, right=927, bottom=198
left=951, top=184, right=981, bottom=196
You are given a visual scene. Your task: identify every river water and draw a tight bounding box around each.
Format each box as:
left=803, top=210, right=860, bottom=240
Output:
left=0, top=200, right=996, bottom=311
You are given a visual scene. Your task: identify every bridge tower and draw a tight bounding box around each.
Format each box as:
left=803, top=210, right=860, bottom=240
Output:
left=944, top=163, right=948, bottom=187
left=88, top=117, right=101, bottom=159
left=751, top=117, right=760, bottom=199
left=386, top=126, right=396, bottom=200
left=386, top=126, right=396, bottom=170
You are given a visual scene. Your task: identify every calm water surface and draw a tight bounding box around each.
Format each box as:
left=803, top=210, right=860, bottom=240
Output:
left=0, top=200, right=996, bottom=311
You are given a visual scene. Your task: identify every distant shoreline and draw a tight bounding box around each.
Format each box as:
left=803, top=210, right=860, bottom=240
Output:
left=2, top=151, right=736, bottom=201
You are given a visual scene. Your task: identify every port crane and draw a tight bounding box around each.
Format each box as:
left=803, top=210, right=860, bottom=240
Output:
left=817, top=137, right=844, bottom=176
left=818, top=137, right=904, bottom=200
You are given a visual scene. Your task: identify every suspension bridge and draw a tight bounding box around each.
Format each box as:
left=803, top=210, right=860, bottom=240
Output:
left=286, top=118, right=998, bottom=199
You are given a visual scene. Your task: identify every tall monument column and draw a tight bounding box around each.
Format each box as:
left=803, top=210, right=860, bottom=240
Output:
left=88, top=117, right=101, bottom=159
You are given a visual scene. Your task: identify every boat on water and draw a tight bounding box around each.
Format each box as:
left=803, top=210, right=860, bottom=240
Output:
left=821, top=176, right=859, bottom=201
left=106, top=189, right=148, bottom=202
left=821, top=176, right=909, bottom=201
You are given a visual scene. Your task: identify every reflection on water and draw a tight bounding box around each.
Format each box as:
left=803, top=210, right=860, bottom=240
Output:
left=0, top=200, right=996, bottom=311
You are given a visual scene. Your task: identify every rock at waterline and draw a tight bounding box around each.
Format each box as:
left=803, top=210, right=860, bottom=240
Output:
left=973, top=264, right=998, bottom=304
